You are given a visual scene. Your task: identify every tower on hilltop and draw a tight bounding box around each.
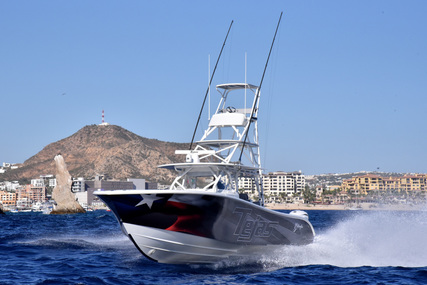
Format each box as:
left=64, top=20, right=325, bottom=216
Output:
left=99, top=109, right=110, bottom=126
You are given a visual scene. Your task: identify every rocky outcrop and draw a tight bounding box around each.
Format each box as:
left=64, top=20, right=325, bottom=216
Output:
left=0, top=125, right=189, bottom=184
left=50, top=155, right=85, bottom=214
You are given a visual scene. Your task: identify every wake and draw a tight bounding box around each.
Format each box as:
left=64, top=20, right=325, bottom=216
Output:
left=16, top=232, right=131, bottom=252
left=208, top=210, right=427, bottom=271
left=273, top=211, right=427, bottom=268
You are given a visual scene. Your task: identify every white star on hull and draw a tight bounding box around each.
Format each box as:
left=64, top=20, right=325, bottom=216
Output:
left=135, top=194, right=163, bottom=209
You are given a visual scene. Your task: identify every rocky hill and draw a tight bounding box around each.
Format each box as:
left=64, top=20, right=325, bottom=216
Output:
left=1, top=125, right=189, bottom=184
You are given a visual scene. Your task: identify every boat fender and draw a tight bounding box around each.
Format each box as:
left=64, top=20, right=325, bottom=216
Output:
left=289, top=210, right=309, bottom=220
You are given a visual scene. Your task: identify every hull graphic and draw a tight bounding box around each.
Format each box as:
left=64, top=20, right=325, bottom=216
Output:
left=97, top=191, right=315, bottom=264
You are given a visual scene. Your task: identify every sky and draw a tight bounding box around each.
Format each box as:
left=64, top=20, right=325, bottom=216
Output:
left=1, top=1, right=427, bottom=175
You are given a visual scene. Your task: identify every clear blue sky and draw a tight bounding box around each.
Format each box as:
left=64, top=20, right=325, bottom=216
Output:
left=1, top=1, right=427, bottom=175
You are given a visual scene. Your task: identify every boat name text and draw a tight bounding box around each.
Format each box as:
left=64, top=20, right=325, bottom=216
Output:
left=233, top=207, right=278, bottom=242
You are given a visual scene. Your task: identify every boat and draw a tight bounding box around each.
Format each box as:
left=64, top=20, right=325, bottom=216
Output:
left=95, top=14, right=315, bottom=264
left=32, top=202, right=43, bottom=212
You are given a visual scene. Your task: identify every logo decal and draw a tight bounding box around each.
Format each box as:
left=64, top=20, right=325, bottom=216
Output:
left=293, top=223, right=303, bottom=233
left=233, top=207, right=278, bottom=242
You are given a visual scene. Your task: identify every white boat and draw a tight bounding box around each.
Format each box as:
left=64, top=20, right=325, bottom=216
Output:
left=32, top=202, right=43, bottom=212
left=95, top=82, right=315, bottom=264
left=95, top=16, right=315, bottom=264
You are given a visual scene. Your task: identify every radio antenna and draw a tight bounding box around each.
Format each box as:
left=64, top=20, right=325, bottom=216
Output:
left=189, top=20, right=233, bottom=150
left=239, top=12, right=283, bottom=162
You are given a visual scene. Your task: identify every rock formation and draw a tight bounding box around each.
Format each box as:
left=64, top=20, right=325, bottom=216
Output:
left=51, top=154, right=85, bottom=214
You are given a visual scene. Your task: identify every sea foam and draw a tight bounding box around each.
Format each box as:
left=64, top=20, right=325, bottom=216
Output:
left=205, top=210, right=427, bottom=271
left=268, top=210, right=427, bottom=269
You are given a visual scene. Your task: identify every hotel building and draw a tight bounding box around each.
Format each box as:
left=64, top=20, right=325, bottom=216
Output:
left=238, top=171, right=305, bottom=201
left=342, top=174, right=427, bottom=196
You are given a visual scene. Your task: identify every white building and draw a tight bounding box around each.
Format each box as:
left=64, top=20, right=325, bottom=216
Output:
left=2, top=181, right=21, bottom=191
left=72, top=177, right=85, bottom=192
left=238, top=171, right=306, bottom=203
left=31, top=179, right=45, bottom=188
left=263, top=171, right=305, bottom=202
left=237, top=177, right=258, bottom=194
left=75, top=191, right=88, bottom=209
left=127, top=178, right=146, bottom=189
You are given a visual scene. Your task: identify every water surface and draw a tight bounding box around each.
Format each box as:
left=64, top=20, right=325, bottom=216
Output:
left=1, top=210, right=426, bottom=284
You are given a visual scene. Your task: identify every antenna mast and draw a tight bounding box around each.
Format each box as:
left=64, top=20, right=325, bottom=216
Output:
left=245, top=52, right=247, bottom=112
left=208, top=54, right=211, bottom=120
left=189, top=20, right=233, bottom=150
left=239, top=12, right=283, bottom=162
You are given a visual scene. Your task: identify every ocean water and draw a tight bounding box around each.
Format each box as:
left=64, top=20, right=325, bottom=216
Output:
left=1, top=209, right=427, bottom=285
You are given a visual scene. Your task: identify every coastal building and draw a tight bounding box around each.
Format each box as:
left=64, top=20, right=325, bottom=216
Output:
left=1, top=182, right=48, bottom=210
left=75, top=191, right=88, bottom=209
left=342, top=174, right=427, bottom=196
left=238, top=171, right=306, bottom=202
left=145, top=181, right=159, bottom=190
left=262, top=171, right=305, bottom=201
left=84, top=177, right=134, bottom=207
left=1, top=181, right=20, bottom=191
left=22, top=184, right=46, bottom=203
left=74, top=177, right=152, bottom=208
left=383, top=176, right=400, bottom=192
left=315, top=186, right=323, bottom=200
left=342, top=174, right=384, bottom=195
left=0, top=176, right=161, bottom=210
left=127, top=178, right=146, bottom=189
left=237, top=177, right=258, bottom=194
left=400, top=174, right=426, bottom=192
left=0, top=191, right=16, bottom=208
left=72, top=177, right=85, bottom=192
left=31, top=179, right=44, bottom=188
left=0, top=162, right=20, bottom=173
left=327, top=185, right=341, bottom=192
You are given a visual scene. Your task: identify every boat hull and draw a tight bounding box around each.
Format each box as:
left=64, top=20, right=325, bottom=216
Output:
left=96, top=190, right=315, bottom=264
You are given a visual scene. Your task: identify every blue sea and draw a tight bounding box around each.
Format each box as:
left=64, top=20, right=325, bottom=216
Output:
left=1, top=209, right=427, bottom=285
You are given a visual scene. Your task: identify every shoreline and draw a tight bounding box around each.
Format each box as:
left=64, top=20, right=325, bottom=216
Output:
left=266, top=202, right=427, bottom=211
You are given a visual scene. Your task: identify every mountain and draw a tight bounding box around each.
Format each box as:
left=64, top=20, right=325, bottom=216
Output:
left=1, top=125, right=189, bottom=184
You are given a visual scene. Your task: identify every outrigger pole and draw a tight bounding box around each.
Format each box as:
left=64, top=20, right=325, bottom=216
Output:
left=238, top=12, right=283, bottom=163
left=189, top=20, right=234, bottom=150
